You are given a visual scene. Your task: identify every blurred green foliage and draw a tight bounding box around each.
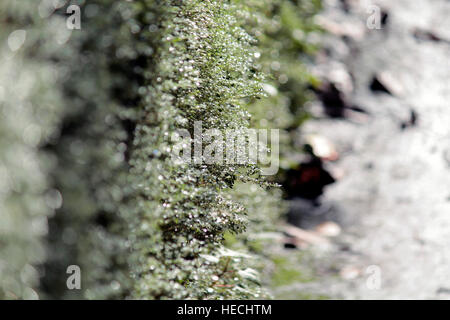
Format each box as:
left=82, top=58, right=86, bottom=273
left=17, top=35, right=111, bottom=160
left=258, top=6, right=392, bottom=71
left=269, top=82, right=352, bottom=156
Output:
left=0, top=0, right=320, bottom=299
left=245, top=0, right=322, bottom=170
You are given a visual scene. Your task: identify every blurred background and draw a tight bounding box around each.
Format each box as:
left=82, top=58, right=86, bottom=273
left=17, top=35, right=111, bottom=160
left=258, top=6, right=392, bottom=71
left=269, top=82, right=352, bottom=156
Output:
left=277, top=0, right=450, bottom=299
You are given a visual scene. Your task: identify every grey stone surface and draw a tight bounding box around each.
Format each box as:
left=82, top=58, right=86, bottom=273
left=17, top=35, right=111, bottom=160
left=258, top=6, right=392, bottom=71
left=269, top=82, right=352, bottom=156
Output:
left=284, top=0, right=450, bottom=299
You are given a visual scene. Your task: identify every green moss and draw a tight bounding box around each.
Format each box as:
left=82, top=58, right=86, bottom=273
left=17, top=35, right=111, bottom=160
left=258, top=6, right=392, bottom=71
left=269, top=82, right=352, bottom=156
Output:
left=0, top=0, right=322, bottom=300
left=245, top=0, right=323, bottom=171
left=271, top=255, right=315, bottom=287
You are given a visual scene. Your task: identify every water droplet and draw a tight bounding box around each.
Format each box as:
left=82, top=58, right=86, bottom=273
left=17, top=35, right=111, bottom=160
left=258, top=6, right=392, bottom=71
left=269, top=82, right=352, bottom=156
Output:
left=111, top=281, right=121, bottom=290
left=45, top=189, right=63, bottom=209
left=8, top=30, right=26, bottom=52
left=22, top=124, right=41, bottom=146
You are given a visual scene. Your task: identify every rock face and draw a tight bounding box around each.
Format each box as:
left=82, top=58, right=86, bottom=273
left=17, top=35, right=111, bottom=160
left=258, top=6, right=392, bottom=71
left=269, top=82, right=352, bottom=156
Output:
left=285, top=0, right=450, bottom=299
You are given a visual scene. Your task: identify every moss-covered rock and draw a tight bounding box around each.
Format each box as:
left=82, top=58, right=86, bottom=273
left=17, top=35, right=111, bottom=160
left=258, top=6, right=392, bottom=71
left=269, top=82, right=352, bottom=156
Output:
left=0, top=0, right=320, bottom=300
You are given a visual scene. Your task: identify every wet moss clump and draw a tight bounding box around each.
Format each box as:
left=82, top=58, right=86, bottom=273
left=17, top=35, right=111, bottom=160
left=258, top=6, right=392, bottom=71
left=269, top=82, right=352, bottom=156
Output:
left=0, top=0, right=320, bottom=299
left=124, top=0, right=268, bottom=299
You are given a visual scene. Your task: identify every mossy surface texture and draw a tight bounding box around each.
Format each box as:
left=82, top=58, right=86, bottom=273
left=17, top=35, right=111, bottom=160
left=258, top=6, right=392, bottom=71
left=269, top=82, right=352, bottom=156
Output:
left=0, top=0, right=320, bottom=299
